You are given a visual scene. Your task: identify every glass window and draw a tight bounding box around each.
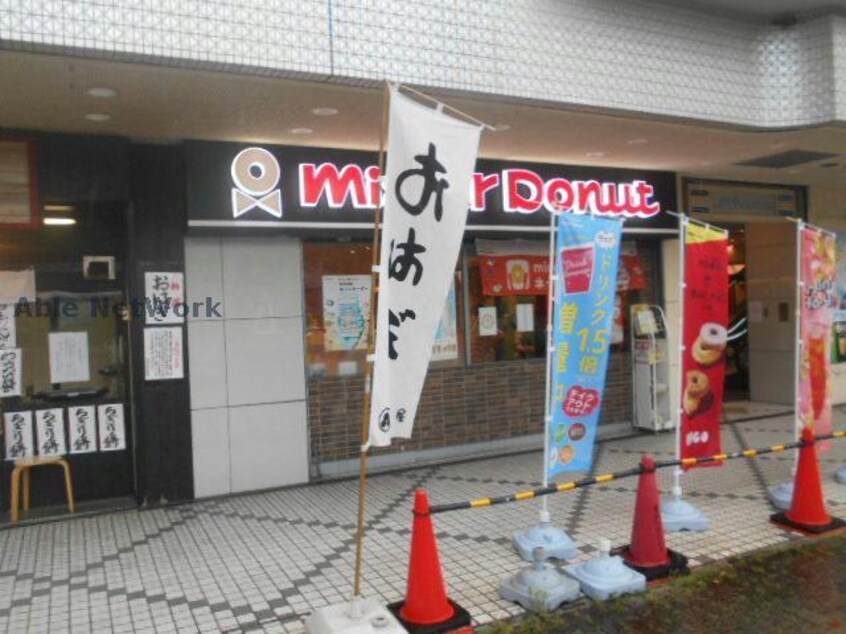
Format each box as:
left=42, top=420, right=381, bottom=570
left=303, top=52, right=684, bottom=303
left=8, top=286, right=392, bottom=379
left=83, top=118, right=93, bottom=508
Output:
left=303, top=241, right=465, bottom=378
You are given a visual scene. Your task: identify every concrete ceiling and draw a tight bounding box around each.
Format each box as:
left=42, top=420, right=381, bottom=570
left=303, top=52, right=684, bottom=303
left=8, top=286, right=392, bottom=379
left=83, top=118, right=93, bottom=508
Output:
left=656, top=0, right=846, bottom=19
left=1, top=51, right=846, bottom=191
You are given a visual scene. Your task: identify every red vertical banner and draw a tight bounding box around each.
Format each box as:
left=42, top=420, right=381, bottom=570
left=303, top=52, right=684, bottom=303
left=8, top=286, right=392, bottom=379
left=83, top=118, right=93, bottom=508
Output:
left=681, top=222, right=729, bottom=466
left=799, top=226, right=836, bottom=451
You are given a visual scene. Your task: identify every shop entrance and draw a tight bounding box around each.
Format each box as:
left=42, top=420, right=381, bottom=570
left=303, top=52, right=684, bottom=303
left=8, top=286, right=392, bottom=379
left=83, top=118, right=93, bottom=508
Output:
left=1, top=202, right=137, bottom=521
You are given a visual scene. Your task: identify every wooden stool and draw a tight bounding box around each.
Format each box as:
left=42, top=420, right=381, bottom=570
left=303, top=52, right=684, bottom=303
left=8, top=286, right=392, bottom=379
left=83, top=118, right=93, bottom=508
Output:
left=10, top=457, right=75, bottom=523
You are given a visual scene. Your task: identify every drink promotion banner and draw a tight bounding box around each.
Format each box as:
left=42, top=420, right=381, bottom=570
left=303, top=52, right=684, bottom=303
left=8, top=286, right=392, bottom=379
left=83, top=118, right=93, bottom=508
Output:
left=548, top=214, right=622, bottom=477
left=799, top=225, right=836, bottom=449
left=681, top=222, right=728, bottom=467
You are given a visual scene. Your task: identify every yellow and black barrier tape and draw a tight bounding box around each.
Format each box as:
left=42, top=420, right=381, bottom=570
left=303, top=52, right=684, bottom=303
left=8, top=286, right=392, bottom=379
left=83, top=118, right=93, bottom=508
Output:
left=428, top=431, right=844, bottom=515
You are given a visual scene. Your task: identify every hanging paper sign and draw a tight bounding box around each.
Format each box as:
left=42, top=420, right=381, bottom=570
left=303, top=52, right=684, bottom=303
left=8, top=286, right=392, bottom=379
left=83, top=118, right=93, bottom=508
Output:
left=4, top=411, right=33, bottom=460
left=48, top=332, right=90, bottom=384
left=35, top=409, right=66, bottom=456
left=0, top=304, right=16, bottom=349
left=0, top=347, right=22, bottom=397
left=0, top=268, right=35, bottom=304
left=799, top=225, right=836, bottom=450
left=368, top=87, right=482, bottom=447
left=98, top=403, right=127, bottom=451
left=681, top=222, right=728, bottom=467
left=144, top=326, right=184, bottom=380
left=322, top=275, right=371, bottom=351
left=548, top=214, right=623, bottom=477
left=68, top=405, right=97, bottom=454
left=145, top=272, right=186, bottom=324
left=479, top=254, right=550, bottom=296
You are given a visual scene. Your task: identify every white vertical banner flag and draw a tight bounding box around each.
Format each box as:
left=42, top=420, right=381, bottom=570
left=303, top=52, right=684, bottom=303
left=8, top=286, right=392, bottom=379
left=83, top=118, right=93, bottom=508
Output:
left=368, top=88, right=482, bottom=447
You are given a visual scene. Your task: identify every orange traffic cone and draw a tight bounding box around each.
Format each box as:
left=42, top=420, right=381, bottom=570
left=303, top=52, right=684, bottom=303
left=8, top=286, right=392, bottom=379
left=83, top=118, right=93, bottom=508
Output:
left=771, top=428, right=845, bottom=534
left=617, top=455, right=688, bottom=580
left=388, top=490, right=471, bottom=634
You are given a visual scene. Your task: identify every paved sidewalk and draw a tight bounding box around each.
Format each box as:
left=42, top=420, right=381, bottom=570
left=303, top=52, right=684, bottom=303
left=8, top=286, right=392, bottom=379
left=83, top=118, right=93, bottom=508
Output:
left=0, top=413, right=844, bottom=633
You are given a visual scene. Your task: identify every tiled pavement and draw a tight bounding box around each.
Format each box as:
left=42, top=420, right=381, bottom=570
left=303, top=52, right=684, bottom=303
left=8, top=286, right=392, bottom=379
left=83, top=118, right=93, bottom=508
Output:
left=0, top=412, right=845, bottom=633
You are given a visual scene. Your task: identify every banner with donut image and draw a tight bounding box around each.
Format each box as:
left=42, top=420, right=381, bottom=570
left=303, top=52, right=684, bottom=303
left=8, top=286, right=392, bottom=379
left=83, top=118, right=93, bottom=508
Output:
left=799, top=225, right=836, bottom=450
left=681, top=222, right=729, bottom=467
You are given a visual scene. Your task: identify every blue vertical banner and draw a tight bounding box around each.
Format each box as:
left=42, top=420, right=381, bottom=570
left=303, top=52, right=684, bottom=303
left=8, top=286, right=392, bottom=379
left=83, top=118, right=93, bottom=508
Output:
left=547, top=214, right=623, bottom=478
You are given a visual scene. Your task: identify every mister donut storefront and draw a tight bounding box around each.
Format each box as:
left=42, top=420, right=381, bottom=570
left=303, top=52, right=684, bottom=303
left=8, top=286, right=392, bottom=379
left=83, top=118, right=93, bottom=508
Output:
left=184, top=140, right=679, bottom=497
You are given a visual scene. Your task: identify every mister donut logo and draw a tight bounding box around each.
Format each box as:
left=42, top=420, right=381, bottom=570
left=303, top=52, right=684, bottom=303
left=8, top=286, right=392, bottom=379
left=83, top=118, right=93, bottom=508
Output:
left=231, top=147, right=283, bottom=218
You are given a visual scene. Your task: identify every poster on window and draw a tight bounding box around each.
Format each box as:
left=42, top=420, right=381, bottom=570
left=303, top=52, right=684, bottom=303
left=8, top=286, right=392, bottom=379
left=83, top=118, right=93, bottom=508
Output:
left=68, top=405, right=97, bottom=454
left=145, top=272, right=185, bottom=324
left=48, top=332, right=90, bottom=384
left=144, top=327, right=184, bottom=380
left=98, top=403, right=126, bottom=451
left=322, top=275, right=371, bottom=351
left=548, top=214, right=622, bottom=478
left=431, top=283, right=459, bottom=361
left=680, top=221, right=728, bottom=467
left=0, top=304, right=16, bottom=349
left=0, top=268, right=35, bottom=303
left=4, top=411, right=33, bottom=460
left=35, top=409, right=66, bottom=456
left=799, top=225, right=836, bottom=450
left=479, top=254, right=550, bottom=296
left=368, top=86, right=482, bottom=447
left=0, top=347, right=22, bottom=397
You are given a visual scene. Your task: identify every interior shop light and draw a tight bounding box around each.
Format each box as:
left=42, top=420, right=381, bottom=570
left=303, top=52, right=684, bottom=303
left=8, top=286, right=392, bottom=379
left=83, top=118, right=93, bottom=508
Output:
left=44, top=217, right=77, bottom=226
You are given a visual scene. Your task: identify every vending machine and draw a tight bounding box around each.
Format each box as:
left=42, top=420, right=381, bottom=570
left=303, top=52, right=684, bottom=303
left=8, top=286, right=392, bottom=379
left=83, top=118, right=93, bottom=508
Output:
left=631, top=304, right=673, bottom=432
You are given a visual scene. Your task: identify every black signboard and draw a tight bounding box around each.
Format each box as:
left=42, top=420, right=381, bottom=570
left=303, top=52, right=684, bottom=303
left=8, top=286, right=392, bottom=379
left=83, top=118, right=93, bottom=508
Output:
left=186, top=141, right=678, bottom=234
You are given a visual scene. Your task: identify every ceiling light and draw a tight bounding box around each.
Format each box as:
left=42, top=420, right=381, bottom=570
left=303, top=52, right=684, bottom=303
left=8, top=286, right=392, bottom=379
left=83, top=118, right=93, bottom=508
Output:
left=44, top=217, right=77, bottom=226
left=586, top=151, right=606, bottom=158
left=43, top=204, right=76, bottom=213
left=626, top=138, right=648, bottom=145
left=699, top=161, right=713, bottom=166
left=492, top=123, right=511, bottom=132
left=87, top=87, right=118, bottom=99
left=289, top=127, right=313, bottom=135
left=85, top=113, right=111, bottom=122
left=770, top=142, right=787, bottom=149
left=311, top=107, right=338, bottom=116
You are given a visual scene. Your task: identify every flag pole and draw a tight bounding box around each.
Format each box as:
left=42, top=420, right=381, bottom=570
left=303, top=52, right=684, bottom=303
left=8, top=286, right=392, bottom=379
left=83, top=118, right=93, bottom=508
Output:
left=352, top=82, right=391, bottom=601
left=540, top=207, right=558, bottom=519
left=674, top=214, right=688, bottom=497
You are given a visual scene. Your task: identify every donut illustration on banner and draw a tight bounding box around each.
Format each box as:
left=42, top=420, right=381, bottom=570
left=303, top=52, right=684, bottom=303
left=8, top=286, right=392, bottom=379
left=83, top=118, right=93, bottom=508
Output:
left=692, top=322, right=727, bottom=367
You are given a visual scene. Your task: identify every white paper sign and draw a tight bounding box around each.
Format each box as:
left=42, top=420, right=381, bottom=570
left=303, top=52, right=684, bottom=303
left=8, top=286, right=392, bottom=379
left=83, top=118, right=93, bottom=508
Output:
left=145, top=272, right=185, bottom=324
left=68, top=405, right=97, bottom=454
left=4, top=411, right=33, bottom=460
left=98, top=403, right=126, bottom=451
left=48, top=332, right=90, bottom=383
left=0, top=304, right=16, bottom=348
left=479, top=306, right=498, bottom=336
left=35, top=409, right=66, bottom=456
left=0, top=268, right=35, bottom=304
left=322, top=275, right=371, bottom=351
left=0, top=347, right=22, bottom=397
left=369, top=87, right=482, bottom=447
left=516, top=303, right=535, bottom=333
left=144, top=327, right=184, bottom=380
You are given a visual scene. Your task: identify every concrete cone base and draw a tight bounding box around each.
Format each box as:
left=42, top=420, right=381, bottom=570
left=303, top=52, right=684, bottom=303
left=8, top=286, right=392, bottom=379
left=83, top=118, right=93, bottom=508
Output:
left=836, top=466, right=846, bottom=484
left=565, top=553, right=646, bottom=601
left=387, top=599, right=470, bottom=634
left=513, top=522, right=579, bottom=562
left=305, top=598, right=406, bottom=634
left=661, top=496, right=709, bottom=533
left=770, top=512, right=846, bottom=535
left=615, top=547, right=689, bottom=581
left=767, top=481, right=794, bottom=511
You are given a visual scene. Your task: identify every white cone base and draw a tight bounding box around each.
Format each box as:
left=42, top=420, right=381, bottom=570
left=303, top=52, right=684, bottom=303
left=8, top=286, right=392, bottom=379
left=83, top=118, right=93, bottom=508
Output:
left=768, top=481, right=794, bottom=511
left=513, top=522, right=579, bottom=562
left=836, top=466, right=846, bottom=485
left=660, top=496, right=709, bottom=533
left=565, top=554, right=647, bottom=601
left=500, top=565, right=581, bottom=611
left=305, top=599, right=406, bottom=634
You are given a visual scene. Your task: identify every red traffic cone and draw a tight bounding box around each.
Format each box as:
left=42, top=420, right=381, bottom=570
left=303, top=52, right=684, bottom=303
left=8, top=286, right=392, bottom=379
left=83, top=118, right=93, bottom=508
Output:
left=388, top=490, right=471, bottom=634
left=772, top=428, right=845, bottom=534
left=618, top=455, right=688, bottom=580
